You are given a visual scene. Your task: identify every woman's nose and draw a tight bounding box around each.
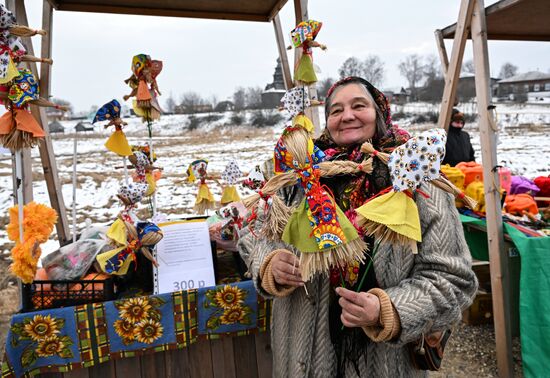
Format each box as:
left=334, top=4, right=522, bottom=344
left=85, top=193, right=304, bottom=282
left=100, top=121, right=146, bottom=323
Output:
left=342, top=106, right=355, bottom=121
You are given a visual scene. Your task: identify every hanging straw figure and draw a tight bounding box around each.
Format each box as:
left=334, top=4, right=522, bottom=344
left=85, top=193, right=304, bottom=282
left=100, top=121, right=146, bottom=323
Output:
left=242, top=165, right=266, bottom=192
left=243, top=86, right=373, bottom=243
left=187, top=159, right=215, bottom=215
left=220, top=160, right=242, bottom=205
left=129, top=145, right=162, bottom=197
left=117, top=181, right=149, bottom=224
left=7, top=202, right=57, bottom=283
left=287, top=20, right=326, bottom=86
left=0, top=69, right=68, bottom=149
left=360, top=131, right=477, bottom=210
left=123, top=54, right=163, bottom=122
left=93, top=99, right=133, bottom=157
left=96, top=218, right=163, bottom=275
left=0, top=5, right=52, bottom=86
left=355, top=129, right=476, bottom=254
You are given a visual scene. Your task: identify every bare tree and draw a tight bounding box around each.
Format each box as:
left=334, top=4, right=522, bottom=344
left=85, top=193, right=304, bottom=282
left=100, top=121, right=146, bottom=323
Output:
left=363, top=55, right=385, bottom=87
left=338, top=57, right=364, bottom=78
left=245, top=86, right=263, bottom=109
left=233, top=87, right=246, bottom=111
left=462, top=59, right=475, bottom=74
left=423, top=55, right=442, bottom=84
left=499, top=62, right=518, bottom=79
left=398, top=54, right=424, bottom=100
left=179, top=92, right=205, bottom=113
left=317, top=77, right=336, bottom=100
left=164, top=92, right=176, bottom=113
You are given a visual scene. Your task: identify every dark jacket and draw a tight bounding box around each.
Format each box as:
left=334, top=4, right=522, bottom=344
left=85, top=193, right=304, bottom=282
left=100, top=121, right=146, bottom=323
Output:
left=443, top=126, right=475, bottom=167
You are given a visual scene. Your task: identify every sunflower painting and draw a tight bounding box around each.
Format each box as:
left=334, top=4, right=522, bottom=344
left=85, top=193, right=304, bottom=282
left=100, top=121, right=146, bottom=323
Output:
left=201, top=283, right=255, bottom=333
left=112, top=296, right=165, bottom=345
left=9, top=314, right=74, bottom=369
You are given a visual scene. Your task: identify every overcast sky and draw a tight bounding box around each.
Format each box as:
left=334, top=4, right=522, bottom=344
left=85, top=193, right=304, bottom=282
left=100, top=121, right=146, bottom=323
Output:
left=19, top=0, right=550, bottom=112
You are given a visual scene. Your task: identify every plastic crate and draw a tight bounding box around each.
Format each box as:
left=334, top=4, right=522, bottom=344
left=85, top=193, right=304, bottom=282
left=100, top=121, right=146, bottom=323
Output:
left=21, top=278, right=115, bottom=312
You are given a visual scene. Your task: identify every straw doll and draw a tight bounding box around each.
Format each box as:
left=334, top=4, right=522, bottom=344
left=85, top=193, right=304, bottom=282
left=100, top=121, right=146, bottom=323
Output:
left=187, top=159, right=216, bottom=214
left=287, top=20, right=326, bottom=86
left=96, top=218, right=163, bottom=275
left=355, top=128, right=477, bottom=252
left=123, top=54, right=163, bottom=121
left=93, top=99, right=133, bottom=156
left=243, top=87, right=375, bottom=281
left=0, top=69, right=68, bottom=149
left=220, top=160, right=242, bottom=205
left=0, top=4, right=51, bottom=85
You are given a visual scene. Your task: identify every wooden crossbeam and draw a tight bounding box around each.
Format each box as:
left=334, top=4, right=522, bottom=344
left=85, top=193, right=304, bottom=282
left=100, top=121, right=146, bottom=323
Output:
left=437, top=0, right=476, bottom=132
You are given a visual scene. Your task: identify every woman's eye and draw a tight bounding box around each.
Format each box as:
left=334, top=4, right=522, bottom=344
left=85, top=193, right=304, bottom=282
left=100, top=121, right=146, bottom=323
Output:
left=353, top=103, right=367, bottom=109
left=330, top=108, right=342, bottom=115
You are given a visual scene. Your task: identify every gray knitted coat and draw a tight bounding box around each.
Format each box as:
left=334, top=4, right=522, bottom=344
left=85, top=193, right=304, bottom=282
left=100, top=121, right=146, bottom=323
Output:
left=238, top=184, right=478, bottom=378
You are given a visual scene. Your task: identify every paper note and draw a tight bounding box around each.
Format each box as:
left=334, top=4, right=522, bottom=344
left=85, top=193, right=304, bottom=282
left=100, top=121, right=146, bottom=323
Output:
left=154, top=220, right=216, bottom=295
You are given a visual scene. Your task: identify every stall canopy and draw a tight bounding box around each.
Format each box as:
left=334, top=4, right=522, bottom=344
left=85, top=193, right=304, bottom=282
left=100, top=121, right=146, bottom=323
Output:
left=440, top=0, right=550, bottom=41
left=46, top=0, right=289, bottom=21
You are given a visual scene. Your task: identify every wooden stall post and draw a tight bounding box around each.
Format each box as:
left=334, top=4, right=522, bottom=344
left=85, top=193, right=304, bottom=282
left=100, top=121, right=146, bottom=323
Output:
left=272, top=14, right=293, bottom=90
left=14, top=0, right=71, bottom=244
left=292, top=0, right=321, bottom=136
left=471, top=0, right=513, bottom=376
left=436, top=0, right=476, bottom=132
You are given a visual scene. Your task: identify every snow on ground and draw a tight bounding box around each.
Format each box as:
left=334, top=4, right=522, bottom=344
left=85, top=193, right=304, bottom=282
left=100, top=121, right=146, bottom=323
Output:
left=0, top=104, right=549, bottom=255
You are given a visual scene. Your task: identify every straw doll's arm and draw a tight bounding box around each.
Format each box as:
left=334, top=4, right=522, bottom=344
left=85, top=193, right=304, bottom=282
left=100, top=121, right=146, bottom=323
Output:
left=377, top=185, right=478, bottom=345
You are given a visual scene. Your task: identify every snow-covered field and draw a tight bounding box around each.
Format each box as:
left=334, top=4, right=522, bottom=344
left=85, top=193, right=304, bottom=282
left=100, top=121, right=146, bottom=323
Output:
left=1, top=104, right=549, bottom=255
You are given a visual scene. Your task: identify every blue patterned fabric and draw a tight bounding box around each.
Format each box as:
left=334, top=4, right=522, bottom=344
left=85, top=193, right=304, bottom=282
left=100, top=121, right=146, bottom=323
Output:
left=4, top=307, right=80, bottom=378
left=93, top=99, right=122, bottom=124
left=197, top=280, right=258, bottom=335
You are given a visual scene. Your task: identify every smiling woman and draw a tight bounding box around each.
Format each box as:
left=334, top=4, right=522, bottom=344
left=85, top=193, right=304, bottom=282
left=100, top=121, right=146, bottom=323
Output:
left=238, top=76, right=478, bottom=377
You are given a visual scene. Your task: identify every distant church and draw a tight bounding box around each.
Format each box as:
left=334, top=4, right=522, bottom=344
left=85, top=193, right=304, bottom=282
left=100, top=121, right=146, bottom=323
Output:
left=261, top=58, right=286, bottom=109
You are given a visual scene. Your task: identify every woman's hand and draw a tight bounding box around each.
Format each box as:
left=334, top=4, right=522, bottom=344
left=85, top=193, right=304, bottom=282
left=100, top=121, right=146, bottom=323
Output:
left=335, top=287, right=381, bottom=327
left=271, top=251, right=304, bottom=287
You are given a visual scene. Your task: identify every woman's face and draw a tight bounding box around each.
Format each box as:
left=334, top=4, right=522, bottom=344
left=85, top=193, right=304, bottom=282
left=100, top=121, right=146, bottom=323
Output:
left=326, top=84, right=377, bottom=146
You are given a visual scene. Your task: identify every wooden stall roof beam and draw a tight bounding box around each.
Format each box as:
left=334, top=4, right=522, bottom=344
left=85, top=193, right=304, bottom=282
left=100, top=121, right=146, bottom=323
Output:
left=273, top=14, right=293, bottom=90
left=440, top=0, right=550, bottom=41
left=15, top=0, right=71, bottom=244
left=471, top=0, right=513, bottom=376
left=434, top=29, right=449, bottom=76
left=46, top=0, right=290, bottom=22
left=436, top=0, right=475, bottom=133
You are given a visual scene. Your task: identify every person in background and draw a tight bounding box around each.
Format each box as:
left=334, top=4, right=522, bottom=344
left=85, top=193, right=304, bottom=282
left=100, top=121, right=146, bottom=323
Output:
left=238, top=77, right=477, bottom=377
left=442, top=108, right=476, bottom=166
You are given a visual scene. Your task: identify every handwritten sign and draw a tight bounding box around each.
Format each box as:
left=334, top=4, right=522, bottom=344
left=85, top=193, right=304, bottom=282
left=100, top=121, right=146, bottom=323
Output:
left=154, top=220, right=216, bottom=295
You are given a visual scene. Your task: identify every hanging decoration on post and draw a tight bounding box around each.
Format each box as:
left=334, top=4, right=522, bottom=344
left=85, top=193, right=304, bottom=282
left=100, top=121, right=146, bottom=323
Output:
left=130, top=146, right=162, bottom=197
left=93, top=99, right=133, bottom=156
left=220, top=160, right=242, bottom=205
left=0, top=69, right=67, bottom=149
left=187, top=159, right=215, bottom=214
left=123, top=54, right=163, bottom=122
left=0, top=5, right=52, bottom=86
left=287, top=20, right=326, bottom=85
left=7, top=202, right=57, bottom=283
